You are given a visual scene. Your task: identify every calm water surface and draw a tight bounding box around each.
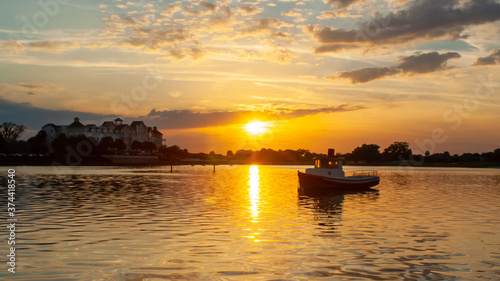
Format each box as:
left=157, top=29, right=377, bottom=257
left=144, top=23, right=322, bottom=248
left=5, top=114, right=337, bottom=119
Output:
left=1, top=165, right=500, bottom=280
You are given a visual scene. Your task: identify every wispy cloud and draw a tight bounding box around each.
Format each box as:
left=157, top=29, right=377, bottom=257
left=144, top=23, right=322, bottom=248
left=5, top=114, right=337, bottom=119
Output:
left=1, top=41, right=26, bottom=54
left=238, top=48, right=297, bottom=64
left=240, top=18, right=291, bottom=39
left=18, top=82, right=46, bottom=89
left=27, top=41, right=79, bottom=53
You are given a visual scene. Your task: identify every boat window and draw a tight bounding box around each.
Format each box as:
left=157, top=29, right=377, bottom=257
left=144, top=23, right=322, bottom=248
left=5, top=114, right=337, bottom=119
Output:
left=315, top=159, right=339, bottom=169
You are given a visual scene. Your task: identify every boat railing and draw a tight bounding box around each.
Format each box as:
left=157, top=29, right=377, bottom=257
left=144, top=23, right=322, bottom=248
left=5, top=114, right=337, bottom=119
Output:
left=345, top=170, right=378, bottom=177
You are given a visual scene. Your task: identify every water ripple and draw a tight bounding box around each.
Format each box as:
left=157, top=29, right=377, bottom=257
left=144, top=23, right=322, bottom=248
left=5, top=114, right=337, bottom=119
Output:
left=0, top=166, right=499, bottom=280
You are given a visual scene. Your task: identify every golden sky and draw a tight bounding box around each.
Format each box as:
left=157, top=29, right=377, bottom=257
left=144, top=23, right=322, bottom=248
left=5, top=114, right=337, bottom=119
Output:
left=0, top=0, right=499, bottom=154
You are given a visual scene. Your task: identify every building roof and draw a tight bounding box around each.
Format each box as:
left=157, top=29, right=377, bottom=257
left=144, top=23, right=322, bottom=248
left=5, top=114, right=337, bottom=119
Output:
left=130, top=121, right=146, bottom=128
left=101, top=121, right=116, bottom=128
left=42, top=123, right=60, bottom=128
left=67, top=121, right=86, bottom=129
left=114, top=124, right=130, bottom=131
left=152, top=128, right=163, bottom=135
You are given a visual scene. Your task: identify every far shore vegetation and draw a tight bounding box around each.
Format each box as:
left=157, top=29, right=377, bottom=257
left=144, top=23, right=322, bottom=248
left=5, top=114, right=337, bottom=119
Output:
left=1, top=122, right=499, bottom=168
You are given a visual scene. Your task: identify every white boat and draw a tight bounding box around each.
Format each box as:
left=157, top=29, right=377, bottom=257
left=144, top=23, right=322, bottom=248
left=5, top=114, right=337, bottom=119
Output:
left=298, top=149, right=380, bottom=195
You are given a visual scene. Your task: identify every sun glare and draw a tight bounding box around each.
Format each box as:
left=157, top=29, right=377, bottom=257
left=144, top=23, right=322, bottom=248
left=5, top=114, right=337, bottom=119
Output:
left=244, top=121, right=269, bottom=135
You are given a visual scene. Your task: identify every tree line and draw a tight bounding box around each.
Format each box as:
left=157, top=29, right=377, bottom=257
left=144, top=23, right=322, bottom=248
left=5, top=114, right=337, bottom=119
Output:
left=343, top=142, right=500, bottom=165
left=225, top=142, right=500, bottom=165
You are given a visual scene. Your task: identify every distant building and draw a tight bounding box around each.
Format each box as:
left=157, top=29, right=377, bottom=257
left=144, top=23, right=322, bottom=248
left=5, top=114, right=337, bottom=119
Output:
left=42, top=117, right=164, bottom=150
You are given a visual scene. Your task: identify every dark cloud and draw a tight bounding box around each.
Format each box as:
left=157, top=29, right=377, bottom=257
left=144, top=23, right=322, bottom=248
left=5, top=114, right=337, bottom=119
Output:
left=397, top=52, right=461, bottom=74
left=338, top=67, right=401, bottom=84
left=0, top=98, right=113, bottom=132
left=146, top=109, right=248, bottom=129
left=325, top=0, right=364, bottom=8
left=209, top=5, right=233, bottom=26
left=183, top=1, right=217, bottom=15
left=0, top=97, right=365, bottom=134
left=314, top=43, right=358, bottom=54
left=331, top=51, right=461, bottom=84
left=200, top=1, right=216, bottom=12
left=473, top=49, right=500, bottom=66
left=146, top=104, right=365, bottom=129
left=237, top=5, right=262, bottom=15
left=310, top=0, right=500, bottom=53
left=242, top=18, right=279, bottom=33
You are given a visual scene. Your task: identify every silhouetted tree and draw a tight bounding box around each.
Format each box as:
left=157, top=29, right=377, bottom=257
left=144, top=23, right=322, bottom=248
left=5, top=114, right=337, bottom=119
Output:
left=143, top=141, right=156, bottom=153
left=131, top=140, right=143, bottom=151
left=451, top=154, right=460, bottom=163
left=96, top=136, right=114, bottom=155
left=0, top=135, right=6, bottom=152
left=112, top=139, right=126, bottom=152
left=9, top=140, right=29, bottom=153
left=227, top=150, right=234, bottom=157
left=493, top=148, right=500, bottom=161
left=0, top=122, right=26, bottom=143
left=234, top=149, right=253, bottom=162
left=460, top=153, right=481, bottom=162
left=383, top=141, right=411, bottom=161
left=159, top=145, right=190, bottom=161
left=351, top=144, right=381, bottom=164
left=27, top=130, right=49, bottom=154
left=67, top=135, right=94, bottom=157
left=51, top=134, right=68, bottom=157
left=299, top=149, right=313, bottom=161
left=208, top=151, right=219, bottom=162
left=442, top=151, right=451, bottom=162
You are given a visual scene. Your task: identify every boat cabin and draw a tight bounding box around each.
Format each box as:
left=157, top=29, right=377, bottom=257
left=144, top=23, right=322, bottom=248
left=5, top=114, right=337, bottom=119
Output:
left=314, top=158, right=342, bottom=169
left=313, top=148, right=343, bottom=170
left=305, top=148, right=345, bottom=178
left=314, top=157, right=342, bottom=170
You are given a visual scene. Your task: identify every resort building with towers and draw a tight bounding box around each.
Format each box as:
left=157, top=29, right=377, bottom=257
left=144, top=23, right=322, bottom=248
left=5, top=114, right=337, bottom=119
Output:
left=42, top=117, right=164, bottom=150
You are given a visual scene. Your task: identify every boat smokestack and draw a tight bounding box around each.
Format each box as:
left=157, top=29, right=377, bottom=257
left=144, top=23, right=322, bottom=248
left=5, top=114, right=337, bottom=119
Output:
left=328, top=149, right=335, bottom=158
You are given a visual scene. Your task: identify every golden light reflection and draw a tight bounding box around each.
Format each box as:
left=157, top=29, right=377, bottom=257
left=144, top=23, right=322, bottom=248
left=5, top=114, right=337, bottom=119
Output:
left=248, top=165, right=260, bottom=223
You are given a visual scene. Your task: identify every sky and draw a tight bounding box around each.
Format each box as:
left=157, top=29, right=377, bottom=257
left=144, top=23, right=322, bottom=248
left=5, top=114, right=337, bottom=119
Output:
left=0, top=0, right=499, bottom=154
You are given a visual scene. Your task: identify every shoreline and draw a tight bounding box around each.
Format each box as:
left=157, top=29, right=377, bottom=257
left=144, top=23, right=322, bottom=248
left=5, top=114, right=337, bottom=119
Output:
left=0, top=156, right=499, bottom=169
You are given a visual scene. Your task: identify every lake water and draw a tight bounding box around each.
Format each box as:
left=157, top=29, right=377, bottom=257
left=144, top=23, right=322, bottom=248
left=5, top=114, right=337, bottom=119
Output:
left=1, top=165, right=500, bottom=280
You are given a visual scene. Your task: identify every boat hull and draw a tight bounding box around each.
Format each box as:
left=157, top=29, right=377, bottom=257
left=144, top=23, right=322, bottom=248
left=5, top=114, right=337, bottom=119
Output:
left=298, top=171, right=379, bottom=195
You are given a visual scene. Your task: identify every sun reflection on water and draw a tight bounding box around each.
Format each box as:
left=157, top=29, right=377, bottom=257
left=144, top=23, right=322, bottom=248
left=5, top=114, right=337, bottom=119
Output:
left=248, top=165, right=260, bottom=223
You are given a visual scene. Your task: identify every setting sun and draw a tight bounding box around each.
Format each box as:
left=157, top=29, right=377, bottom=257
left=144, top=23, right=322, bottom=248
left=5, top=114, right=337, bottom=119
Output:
left=244, top=121, right=269, bottom=136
